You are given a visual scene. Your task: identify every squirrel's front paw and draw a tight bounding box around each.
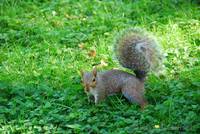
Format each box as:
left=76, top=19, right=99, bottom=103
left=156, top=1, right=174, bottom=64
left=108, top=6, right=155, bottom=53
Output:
left=94, top=95, right=102, bottom=105
left=88, top=95, right=95, bottom=104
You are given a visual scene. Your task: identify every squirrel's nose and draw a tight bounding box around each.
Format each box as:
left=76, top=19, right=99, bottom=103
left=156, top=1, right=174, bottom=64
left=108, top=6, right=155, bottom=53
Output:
left=85, top=84, right=90, bottom=92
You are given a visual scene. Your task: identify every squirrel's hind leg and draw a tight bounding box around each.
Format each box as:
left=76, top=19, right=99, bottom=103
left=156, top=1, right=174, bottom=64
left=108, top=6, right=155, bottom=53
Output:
left=122, top=87, right=148, bottom=108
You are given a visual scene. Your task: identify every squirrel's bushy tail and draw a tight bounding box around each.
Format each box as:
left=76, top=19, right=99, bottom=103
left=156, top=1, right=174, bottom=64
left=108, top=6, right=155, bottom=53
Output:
left=114, top=28, right=164, bottom=80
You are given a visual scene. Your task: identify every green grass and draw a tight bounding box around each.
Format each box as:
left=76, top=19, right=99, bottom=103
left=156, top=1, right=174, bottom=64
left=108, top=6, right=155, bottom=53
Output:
left=0, top=0, right=199, bottom=133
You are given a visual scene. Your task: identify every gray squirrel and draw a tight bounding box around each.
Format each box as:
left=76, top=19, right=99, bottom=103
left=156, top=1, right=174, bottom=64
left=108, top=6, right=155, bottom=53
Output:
left=81, top=28, right=163, bottom=108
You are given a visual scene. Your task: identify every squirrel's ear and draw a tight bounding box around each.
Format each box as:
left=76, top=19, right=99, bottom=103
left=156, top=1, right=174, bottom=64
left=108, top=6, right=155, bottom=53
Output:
left=92, top=67, right=97, bottom=77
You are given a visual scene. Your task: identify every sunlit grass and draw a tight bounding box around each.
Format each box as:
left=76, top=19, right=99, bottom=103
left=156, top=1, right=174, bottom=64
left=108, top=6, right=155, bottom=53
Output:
left=0, top=0, right=199, bottom=133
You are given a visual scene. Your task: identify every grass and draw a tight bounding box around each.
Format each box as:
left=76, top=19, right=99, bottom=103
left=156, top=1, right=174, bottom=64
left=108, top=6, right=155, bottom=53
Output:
left=0, top=0, right=199, bottom=133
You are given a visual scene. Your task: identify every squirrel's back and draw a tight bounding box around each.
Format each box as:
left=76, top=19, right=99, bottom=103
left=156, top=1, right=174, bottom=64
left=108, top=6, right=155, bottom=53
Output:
left=98, top=69, right=143, bottom=95
left=114, top=28, right=163, bottom=80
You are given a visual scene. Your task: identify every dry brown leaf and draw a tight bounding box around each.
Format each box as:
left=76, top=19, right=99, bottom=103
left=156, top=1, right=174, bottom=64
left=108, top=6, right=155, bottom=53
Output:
left=88, top=50, right=96, bottom=57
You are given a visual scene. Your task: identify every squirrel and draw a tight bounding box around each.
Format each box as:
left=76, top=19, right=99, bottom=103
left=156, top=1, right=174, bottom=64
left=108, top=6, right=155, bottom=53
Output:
left=81, top=28, right=163, bottom=108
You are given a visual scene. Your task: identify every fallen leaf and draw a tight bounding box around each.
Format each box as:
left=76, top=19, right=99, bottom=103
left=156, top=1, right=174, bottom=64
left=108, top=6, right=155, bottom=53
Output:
left=88, top=50, right=96, bottom=57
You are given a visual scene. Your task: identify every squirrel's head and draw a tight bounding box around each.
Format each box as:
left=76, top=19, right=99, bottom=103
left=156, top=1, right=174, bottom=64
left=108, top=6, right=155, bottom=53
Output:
left=80, top=67, right=97, bottom=93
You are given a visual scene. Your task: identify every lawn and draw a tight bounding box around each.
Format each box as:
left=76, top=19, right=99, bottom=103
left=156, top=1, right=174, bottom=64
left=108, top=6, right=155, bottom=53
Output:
left=0, top=0, right=199, bottom=133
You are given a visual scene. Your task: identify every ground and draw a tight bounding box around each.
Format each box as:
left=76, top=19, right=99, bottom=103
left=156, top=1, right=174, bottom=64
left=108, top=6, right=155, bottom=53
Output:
left=0, top=0, right=199, bottom=133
